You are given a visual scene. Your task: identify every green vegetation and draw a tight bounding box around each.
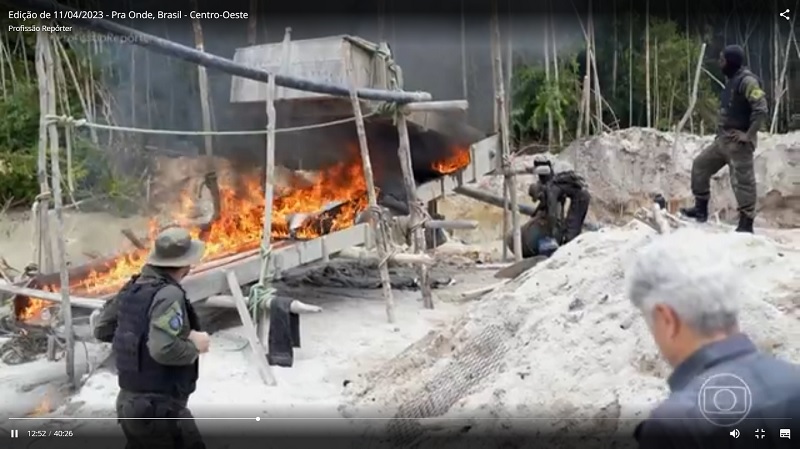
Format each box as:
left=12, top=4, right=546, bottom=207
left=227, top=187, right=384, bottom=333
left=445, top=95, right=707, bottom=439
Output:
left=0, top=22, right=142, bottom=209
left=511, top=17, right=723, bottom=149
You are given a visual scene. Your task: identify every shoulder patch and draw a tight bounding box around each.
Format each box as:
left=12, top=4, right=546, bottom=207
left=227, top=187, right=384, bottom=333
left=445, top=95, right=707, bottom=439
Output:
left=153, top=301, right=185, bottom=336
left=748, top=87, right=765, bottom=101
left=742, top=77, right=764, bottom=100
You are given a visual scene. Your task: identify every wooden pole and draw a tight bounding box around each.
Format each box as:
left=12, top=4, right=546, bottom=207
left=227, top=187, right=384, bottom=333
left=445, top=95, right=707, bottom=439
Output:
left=16, top=0, right=433, bottom=104
left=190, top=4, right=214, bottom=156
left=489, top=3, right=507, bottom=261
left=396, top=112, right=433, bottom=309
left=455, top=186, right=538, bottom=216
left=190, top=2, right=216, bottom=212
left=255, top=72, right=278, bottom=345
left=342, top=42, right=396, bottom=322
left=492, top=1, right=522, bottom=262
left=402, top=100, right=468, bottom=112
left=460, top=0, right=468, bottom=101
left=278, top=28, right=293, bottom=101
left=246, top=0, right=258, bottom=45
left=225, top=271, right=276, bottom=386
left=34, top=31, right=53, bottom=273
left=0, top=283, right=100, bottom=309
left=41, top=30, right=76, bottom=389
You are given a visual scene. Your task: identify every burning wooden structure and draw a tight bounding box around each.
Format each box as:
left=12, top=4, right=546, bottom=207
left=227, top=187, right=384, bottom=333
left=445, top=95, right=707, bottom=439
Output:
left=6, top=32, right=499, bottom=326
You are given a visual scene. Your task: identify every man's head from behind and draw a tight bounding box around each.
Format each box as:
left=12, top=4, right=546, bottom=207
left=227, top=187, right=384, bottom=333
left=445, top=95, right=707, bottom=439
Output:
left=146, top=227, right=206, bottom=280
left=626, top=229, right=743, bottom=367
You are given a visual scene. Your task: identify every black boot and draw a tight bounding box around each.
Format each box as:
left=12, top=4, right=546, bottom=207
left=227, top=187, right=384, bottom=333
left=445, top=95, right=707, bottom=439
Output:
left=735, top=214, right=754, bottom=233
left=680, top=198, right=709, bottom=223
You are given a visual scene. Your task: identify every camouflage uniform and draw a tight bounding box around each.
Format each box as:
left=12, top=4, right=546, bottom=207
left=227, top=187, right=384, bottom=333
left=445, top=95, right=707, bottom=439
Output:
left=506, top=162, right=591, bottom=258
left=682, top=45, right=768, bottom=233
left=93, top=228, right=206, bottom=449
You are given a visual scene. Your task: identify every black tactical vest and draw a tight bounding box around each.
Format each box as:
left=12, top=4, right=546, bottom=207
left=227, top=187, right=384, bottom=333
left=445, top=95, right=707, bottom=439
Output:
left=112, top=275, right=200, bottom=398
left=719, top=68, right=757, bottom=132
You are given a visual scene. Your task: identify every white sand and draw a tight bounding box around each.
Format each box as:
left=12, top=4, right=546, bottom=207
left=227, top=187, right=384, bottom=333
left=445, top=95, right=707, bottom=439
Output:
left=0, top=288, right=474, bottom=439
left=343, top=223, right=800, bottom=437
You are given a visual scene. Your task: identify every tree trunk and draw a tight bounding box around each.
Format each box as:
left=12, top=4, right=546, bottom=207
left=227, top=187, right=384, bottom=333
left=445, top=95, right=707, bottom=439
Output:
left=770, top=8, right=796, bottom=133
left=41, top=30, right=76, bottom=389
left=654, top=38, right=660, bottom=129
left=34, top=30, right=53, bottom=273
left=550, top=4, right=563, bottom=145
left=629, top=0, right=633, bottom=127
left=583, top=15, right=591, bottom=134
left=686, top=0, right=694, bottom=133
left=645, top=0, right=652, bottom=128
left=612, top=0, right=618, bottom=98
left=544, top=10, right=553, bottom=147
left=460, top=0, right=468, bottom=101
left=588, top=2, right=602, bottom=133
left=130, top=47, right=136, bottom=126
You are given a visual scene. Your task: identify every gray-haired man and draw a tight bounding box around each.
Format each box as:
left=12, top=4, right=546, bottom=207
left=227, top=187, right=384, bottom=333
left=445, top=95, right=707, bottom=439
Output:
left=625, top=229, right=799, bottom=448
left=93, top=227, right=209, bottom=449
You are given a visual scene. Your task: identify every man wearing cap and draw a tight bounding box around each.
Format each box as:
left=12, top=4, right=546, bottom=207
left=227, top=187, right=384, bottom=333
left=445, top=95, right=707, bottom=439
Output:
left=92, top=227, right=209, bottom=449
left=506, top=157, right=591, bottom=258
left=680, top=44, right=768, bottom=234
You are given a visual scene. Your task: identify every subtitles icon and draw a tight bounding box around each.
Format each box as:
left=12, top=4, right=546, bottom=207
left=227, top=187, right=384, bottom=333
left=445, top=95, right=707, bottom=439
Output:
left=697, top=373, right=753, bottom=427
left=780, top=429, right=790, bottom=439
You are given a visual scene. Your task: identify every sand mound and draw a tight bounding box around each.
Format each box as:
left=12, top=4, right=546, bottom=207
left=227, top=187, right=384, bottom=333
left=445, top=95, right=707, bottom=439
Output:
left=343, top=224, right=800, bottom=439
left=561, top=128, right=799, bottom=227
left=439, top=129, right=799, bottom=244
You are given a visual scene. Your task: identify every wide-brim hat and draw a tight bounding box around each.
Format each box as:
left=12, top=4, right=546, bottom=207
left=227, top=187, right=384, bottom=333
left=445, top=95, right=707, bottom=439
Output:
left=146, top=227, right=206, bottom=268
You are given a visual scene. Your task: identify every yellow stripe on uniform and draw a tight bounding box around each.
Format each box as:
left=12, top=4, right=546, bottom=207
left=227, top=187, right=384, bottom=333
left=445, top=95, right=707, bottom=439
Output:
left=745, top=82, right=765, bottom=100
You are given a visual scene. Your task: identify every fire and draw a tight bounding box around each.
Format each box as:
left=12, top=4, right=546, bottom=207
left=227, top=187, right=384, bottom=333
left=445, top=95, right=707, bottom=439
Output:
left=17, top=144, right=471, bottom=319
left=18, top=298, right=50, bottom=321
left=432, top=146, right=471, bottom=175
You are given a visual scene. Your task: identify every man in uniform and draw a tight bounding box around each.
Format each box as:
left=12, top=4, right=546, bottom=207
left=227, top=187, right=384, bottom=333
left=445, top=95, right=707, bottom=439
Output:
left=506, top=158, right=591, bottom=258
left=92, top=227, right=210, bottom=449
left=680, top=44, right=768, bottom=233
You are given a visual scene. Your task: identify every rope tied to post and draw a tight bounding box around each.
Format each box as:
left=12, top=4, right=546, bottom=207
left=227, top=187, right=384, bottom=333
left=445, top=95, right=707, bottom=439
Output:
left=247, top=240, right=276, bottom=319
left=44, top=114, right=87, bottom=128
left=408, top=200, right=431, bottom=233
left=363, top=204, right=401, bottom=266
left=375, top=101, right=408, bottom=122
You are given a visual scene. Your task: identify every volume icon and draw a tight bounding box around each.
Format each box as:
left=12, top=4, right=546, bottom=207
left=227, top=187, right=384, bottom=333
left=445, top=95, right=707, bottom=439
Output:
left=10, top=429, right=19, bottom=438
left=729, top=429, right=740, bottom=438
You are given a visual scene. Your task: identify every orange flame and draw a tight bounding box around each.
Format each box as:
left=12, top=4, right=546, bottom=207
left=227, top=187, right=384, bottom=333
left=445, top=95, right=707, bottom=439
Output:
left=432, top=146, right=471, bottom=175
left=17, top=145, right=472, bottom=320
